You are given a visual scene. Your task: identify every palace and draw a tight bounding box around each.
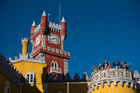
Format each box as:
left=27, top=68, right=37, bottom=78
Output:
left=0, top=10, right=140, bottom=93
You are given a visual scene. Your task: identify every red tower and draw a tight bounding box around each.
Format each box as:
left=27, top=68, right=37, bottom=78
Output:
left=30, top=11, right=70, bottom=80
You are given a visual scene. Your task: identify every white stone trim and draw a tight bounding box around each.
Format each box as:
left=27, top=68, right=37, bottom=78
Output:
left=50, top=60, right=61, bottom=74
left=64, top=59, right=68, bottom=75
left=9, top=53, right=46, bottom=64
left=48, top=22, right=61, bottom=33
left=88, top=79, right=138, bottom=91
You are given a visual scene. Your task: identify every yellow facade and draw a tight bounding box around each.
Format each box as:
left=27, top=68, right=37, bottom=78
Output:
left=13, top=61, right=47, bottom=93
left=90, top=82, right=137, bottom=93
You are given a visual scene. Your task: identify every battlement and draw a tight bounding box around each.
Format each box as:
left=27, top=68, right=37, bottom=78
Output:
left=47, top=72, right=90, bottom=82
left=34, top=21, right=61, bottom=36
left=9, top=52, right=46, bottom=64
left=21, top=38, right=29, bottom=42
left=48, top=21, right=61, bottom=33
left=0, top=54, right=21, bottom=85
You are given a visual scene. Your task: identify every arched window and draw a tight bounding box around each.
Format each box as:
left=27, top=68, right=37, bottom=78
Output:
left=51, top=61, right=54, bottom=67
left=4, top=81, right=10, bottom=93
left=54, top=61, right=58, bottom=68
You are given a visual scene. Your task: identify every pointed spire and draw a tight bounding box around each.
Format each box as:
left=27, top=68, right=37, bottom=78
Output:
left=61, top=16, right=65, bottom=22
left=32, top=20, right=36, bottom=26
left=42, top=10, right=46, bottom=16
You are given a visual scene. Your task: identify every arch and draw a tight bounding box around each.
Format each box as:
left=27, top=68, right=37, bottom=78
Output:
left=4, top=81, right=10, bottom=93
left=54, top=61, right=58, bottom=68
left=51, top=61, right=54, bottom=67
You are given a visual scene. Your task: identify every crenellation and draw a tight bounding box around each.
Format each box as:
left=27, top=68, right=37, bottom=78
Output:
left=64, top=73, right=71, bottom=81
left=60, top=50, right=63, bottom=54
left=68, top=52, right=70, bottom=56
left=73, top=73, right=80, bottom=80
left=56, top=73, right=62, bottom=80
left=48, top=21, right=61, bottom=33
left=64, top=51, right=67, bottom=55
left=47, top=73, right=54, bottom=81
left=0, top=54, right=21, bottom=81
left=14, top=56, right=18, bottom=60
left=82, top=72, right=89, bottom=80
left=22, top=38, right=28, bottom=42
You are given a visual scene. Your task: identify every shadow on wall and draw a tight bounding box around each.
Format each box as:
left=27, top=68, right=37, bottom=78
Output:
left=21, top=65, right=48, bottom=93
left=21, top=74, right=42, bottom=93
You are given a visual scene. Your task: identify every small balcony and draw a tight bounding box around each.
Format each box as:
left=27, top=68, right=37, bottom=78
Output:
left=50, top=67, right=62, bottom=74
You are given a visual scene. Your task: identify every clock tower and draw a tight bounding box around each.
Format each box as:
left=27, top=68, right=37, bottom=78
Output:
left=30, top=11, right=70, bottom=80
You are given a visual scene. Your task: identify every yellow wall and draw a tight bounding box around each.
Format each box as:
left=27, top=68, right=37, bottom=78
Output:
left=0, top=73, right=20, bottom=93
left=13, top=61, right=47, bottom=93
left=91, top=82, right=137, bottom=93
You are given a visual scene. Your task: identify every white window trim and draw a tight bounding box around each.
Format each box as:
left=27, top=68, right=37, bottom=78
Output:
left=25, top=72, right=35, bottom=84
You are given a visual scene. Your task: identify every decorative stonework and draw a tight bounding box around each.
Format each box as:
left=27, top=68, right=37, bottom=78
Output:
left=90, top=68, right=133, bottom=83
left=43, top=46, right=70, bottom=57
left=50, top=66, right=62, bottom=74
left=88, top=79, right=138, bottom=92
left=48, top=22, right=61, bottom=33
left=9, top=53, right=46, bottom=64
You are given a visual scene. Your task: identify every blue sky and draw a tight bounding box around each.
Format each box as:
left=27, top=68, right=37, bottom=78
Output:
left=0, top=0, right=140, bottom=78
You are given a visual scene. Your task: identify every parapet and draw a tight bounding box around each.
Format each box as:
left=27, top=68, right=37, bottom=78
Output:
left=21, top=38, right=29, bottom=43
left=0, top=54, right=21, bottom=86
left=48, top=21, right=61, bottom=33
left=9, top=52, right=46, bottom=64
left=88, top=68, right=140, bottom=92
left=46, top=72, right=90, bottom=82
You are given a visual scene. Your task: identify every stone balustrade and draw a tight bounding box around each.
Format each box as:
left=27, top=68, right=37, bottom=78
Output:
left=50, top=67, right=62, bottom=74
left=90, top=67, right=133, bottom=83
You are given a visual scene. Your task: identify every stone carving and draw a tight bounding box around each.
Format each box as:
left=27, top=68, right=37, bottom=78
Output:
left=91, top=68, right=132, bottom=83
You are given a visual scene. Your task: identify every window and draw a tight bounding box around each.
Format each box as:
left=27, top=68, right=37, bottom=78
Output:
left=25, top=72, right=35, bottom=84
left=4, top=81, right=10, bottom=93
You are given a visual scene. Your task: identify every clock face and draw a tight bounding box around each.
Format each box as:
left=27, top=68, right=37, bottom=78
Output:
left=48, top=33, right=59, bottom=44
left=35, top=35, right=41, bottom=47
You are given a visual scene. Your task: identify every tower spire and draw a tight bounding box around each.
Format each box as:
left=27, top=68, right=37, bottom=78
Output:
left=31, top=20, right=36, bottom=26
left=42, top=10, right=46, bottom=16
left=61, top=16, right=65, bottom=22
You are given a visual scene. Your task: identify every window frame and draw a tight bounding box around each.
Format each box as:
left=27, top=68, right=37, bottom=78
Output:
left=25, top=72, right=35, bottom=84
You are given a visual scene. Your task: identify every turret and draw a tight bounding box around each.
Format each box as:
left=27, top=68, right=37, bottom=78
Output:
left=60, top=17, right=66, bottom=51
left=30, top=20, right=36, bottom=44
left=41, top=10, right=47, bottom=34
left=21, top=38, right=29, bottom=54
